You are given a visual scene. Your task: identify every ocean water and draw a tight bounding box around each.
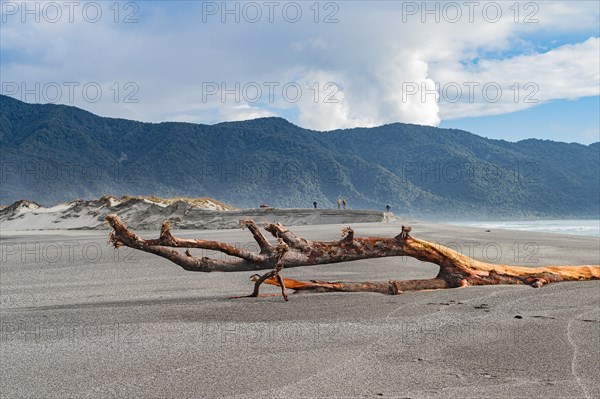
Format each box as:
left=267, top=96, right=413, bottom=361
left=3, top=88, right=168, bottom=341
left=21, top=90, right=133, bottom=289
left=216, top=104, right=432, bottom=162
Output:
left=448, top=220, right=600, bottom=237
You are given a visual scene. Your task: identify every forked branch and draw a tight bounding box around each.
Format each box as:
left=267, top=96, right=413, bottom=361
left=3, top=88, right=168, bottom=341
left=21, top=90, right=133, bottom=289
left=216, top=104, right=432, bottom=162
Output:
left=105, top=214, right=600, bottom=299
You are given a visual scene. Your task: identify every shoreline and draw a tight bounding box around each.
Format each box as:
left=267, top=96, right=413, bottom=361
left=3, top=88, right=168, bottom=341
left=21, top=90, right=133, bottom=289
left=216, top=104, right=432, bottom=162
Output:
left=443, top=219, right=600, bottom=238
left=2, top=216, right=599, bottom=238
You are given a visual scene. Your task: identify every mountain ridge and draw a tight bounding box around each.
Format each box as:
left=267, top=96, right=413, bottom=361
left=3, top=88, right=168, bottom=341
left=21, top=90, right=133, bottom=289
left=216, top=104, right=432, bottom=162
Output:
left=1, top=95, right=598, bottom=219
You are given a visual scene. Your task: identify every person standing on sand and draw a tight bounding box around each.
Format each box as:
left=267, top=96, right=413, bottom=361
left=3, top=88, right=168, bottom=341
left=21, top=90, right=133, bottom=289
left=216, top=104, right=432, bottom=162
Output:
left=386, top=204, right=391, bottom=212
left=342, top=198, right=347, bottom=209
left=313, top=201, right=317, bottom=209
left=337, top=198, right=341, bottom=209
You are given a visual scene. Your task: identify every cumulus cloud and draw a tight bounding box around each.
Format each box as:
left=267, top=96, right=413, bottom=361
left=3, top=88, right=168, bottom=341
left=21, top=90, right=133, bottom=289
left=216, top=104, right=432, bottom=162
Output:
left=433, top=37, right=600, bottom=119
left=1, top=0, right=598, bottom=133
left=265, top=69, right=375, bottom=130
left=376, top=55, right=441, bottom=126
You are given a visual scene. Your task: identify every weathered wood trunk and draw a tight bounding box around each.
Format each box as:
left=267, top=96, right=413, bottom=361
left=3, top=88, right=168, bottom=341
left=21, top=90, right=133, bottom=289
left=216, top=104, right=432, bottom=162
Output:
left=105, top=214, right=600, bottom=300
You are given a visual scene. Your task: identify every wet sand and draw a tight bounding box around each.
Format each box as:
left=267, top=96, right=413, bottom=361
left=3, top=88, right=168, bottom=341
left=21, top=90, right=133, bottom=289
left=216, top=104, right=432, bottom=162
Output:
left=1, top=220, right=599, bottom=398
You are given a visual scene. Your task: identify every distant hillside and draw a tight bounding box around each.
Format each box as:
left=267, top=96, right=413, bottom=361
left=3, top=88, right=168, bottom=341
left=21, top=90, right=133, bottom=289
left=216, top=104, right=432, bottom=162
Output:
left=1, top=95, right=598, bottom=219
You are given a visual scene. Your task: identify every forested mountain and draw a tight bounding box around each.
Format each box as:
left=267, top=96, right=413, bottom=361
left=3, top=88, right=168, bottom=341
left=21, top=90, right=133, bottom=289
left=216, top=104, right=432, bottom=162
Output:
left=1, top=95, right=598, bottom=219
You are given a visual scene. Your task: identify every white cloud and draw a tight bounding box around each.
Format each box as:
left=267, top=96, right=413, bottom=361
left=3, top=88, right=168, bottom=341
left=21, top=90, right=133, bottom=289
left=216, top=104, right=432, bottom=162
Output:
left=375, top=55, right=441, bottom=126
left=1, top=1, right=598, bottom=133
left=293, top=70, right=377, bottom=130
left=434, top=37, right=600, bottom=119
left=218, top=104, right=275, bottom=122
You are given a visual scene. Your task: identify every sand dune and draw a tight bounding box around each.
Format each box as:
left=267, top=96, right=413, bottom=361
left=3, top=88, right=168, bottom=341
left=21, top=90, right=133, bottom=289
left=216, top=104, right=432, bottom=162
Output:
left=0, top=196, right=392, bottom=231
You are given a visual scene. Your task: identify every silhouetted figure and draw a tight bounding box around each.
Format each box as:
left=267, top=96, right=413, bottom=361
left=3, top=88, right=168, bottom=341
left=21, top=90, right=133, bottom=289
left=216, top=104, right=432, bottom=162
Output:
left=342, top=198, right=347, bottom=209
left=313, top=201, right=317, bottom=209
left=386, top=204, right=391, bottom=212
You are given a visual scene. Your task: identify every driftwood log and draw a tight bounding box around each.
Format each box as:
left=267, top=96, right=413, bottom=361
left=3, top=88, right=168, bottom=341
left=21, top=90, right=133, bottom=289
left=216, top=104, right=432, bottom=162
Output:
left=105, top=214, right=600, bottom=301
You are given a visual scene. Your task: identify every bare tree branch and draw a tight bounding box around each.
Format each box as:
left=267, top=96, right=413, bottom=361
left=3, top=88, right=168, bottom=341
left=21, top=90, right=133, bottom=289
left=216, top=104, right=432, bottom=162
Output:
left=105, top=214, right=600, bottom=300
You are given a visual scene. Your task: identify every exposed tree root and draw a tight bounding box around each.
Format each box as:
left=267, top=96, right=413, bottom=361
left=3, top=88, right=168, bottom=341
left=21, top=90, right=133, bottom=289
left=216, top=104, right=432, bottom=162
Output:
left=105, top=214, right=600, bottom=300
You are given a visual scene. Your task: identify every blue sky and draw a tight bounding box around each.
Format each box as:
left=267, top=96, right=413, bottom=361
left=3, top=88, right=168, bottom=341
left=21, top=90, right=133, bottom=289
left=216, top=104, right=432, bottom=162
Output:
left=441, top=96, right=600, bottom=143
left=1, top=1, right=598, bottom=143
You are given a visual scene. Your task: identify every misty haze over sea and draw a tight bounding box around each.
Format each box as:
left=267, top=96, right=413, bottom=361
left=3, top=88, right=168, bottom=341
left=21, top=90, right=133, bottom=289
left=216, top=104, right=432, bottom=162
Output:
left=447, top=220, right=600, bottom=237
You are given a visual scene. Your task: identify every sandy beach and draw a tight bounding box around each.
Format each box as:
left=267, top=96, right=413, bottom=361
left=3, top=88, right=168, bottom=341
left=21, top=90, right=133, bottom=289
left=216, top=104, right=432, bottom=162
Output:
left=1, top=220, right=599, bottom=398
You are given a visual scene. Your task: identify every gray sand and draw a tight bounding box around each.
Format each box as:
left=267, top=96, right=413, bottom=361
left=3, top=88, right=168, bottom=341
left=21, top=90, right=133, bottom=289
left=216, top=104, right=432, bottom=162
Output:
left=1, top=221, right=599, bottom=398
